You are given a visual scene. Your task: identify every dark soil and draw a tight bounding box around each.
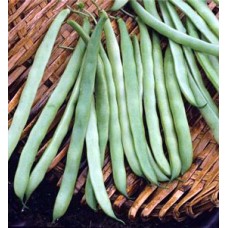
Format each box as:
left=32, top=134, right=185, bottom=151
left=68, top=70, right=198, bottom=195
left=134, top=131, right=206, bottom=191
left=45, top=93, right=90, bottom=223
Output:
left=9, top=153, right=218, bottom=228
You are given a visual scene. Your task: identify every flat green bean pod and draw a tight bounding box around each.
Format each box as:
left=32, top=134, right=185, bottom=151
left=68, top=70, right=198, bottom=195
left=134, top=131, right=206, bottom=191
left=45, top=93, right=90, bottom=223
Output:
left=25, top=54, right=87, bottom=201
left=104, top=18, right=143, bottom=188
left=118, top=18, right=158, bottom=184
left=14, top=17, right=90, bottom=202
left=129, top=0, right=218, bottom=56
left=188, top=68, right=219, bottom=143
left=164, top=47, right=193, bottom=174
left=86, top=98, right=123, bottom=223
left=85, top=56, right=109, bottom=210
left=8, top=9, right=70, bottom=160
left=137, top=18, right=171, bottom=177
left=53, top=12, right=108, bottom=221
left=166, top=1, right=218, bottom=116
left=143, top=0, right=181, bottom=180
left=187, top=0, right=219, bottom=37
left=159, top=1, right=201, bottom=107
left=169, top=0, right=218, bottom=44
left=186, top=19, right=219, bottom=91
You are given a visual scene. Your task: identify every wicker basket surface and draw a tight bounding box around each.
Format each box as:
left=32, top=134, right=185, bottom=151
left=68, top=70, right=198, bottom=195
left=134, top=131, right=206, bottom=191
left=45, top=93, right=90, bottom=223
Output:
left=8, top=0, right=219, bottom=222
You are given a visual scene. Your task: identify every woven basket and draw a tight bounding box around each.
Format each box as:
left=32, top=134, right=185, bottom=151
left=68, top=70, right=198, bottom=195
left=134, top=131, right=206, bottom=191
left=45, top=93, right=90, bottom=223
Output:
left=8, top=0, right=219, bottom=222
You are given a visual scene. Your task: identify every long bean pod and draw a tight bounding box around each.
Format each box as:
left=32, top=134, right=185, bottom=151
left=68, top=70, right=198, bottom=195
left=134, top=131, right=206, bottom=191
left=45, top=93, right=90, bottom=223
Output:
left=186, top=19, right=219, bottom=91
left=144, top=0, right=181, bottom=180
left=129, top=0, right=218, bottom=56
left=118, top=18, right=158, bottom=184
left=8, top=9, right=70, bottom=160
left=25, top=54, right=87, bottom=201
left=159, top=1, right=201, bottom=107
left=137, top=18, right=171, bottom=177
left=14, top=18, right=90, bottom=201
left=164, top=47, right=193, bottom=174
left=53, top=12, right=108, bottom=221
left=67, top=19, right=139, bottom=197
left=132, top=35, right=143, bottom=114
left=169, top=0, right=218, bottom=44
left=104, top=18, right=154, bottom=184
left=100, top=45, right=143, bottom=177
left=94, top=57, right=109, bottom=165
left=85, top=57, right=109, bottom=210
left=104, top=18, right=143, bottom=187
left=187, top=0, right=219, bottom=37
left=166, top=1, right=218, bottom=116
left=85, top=98, right=123, bottom=223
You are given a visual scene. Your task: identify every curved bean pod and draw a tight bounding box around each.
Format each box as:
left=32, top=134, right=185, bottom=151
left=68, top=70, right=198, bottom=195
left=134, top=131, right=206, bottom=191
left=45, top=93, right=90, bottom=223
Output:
left=143, top=0, right=180, bottom=179
left=129, top=0, right=219, bottom=56
left=13, top=17, right=90, bottom=202
left=164, top=47, right=193, bottom=174
left=159, top=1, right=201, bottom=107
left=118, top=18, right=158, bottom=184
left=25, top=54, right=87, bottom=201
left=187, top=0, right=219, bottom=37
left=85, top=57, right=109, bottom=210
left=104, top=18, right=143, bottom=188
left=67, top=20, right=144, bottom=208
left=8, top=9, right=70, bottom=160
left=188, top=68, right=219, bottom=143
left=52, top=12, right=108, bottom=221
left=166, top=1, right=218, bottom=116
left=137, top=18, right=171, bottom=177
left=169, top=0, right=218, bottom=44
left=186, top=19, right=219, bottom=91
left=86, top=98, right=123, bottom=223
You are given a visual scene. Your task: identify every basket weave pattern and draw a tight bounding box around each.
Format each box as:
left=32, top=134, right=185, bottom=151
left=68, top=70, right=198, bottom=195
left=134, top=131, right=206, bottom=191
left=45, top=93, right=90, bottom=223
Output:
left=8, top=0, right=219, bottom=222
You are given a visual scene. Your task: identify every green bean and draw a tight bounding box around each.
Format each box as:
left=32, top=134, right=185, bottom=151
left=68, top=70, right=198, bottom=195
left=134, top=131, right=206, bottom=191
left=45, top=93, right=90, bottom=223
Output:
left=104, top=19, right=143, bottom=186
left=85, top=98, right=123, bottom=223
left=110, top=0, right=129, bottom=11
left=164, top=47, right=193, bottom=174
left=188, top=68, right=219, bottom=143
left=85, top=57, right=109, bottom=210
left=100, top=45, right=143, bottom=181
left=52, top=11, right=108, bottom=221
left=13, top=18, right=90, bottom=202
left=137, top=18, right=171, bottom=177
left=159, top=1, right=201, bottom=107
left=129, top=0, right=218, bottom=56
left=25, top=53, right=87, bottom=201
left=68, top=20, right=138, bottom=197
left=143, top=0, right=180, bottom=179
left=118, top=18, right=158, bottom=184
left=8, top=9, right=70, bottom=160
left=94, top=56, right=109, bottom=165
left=132, top=35, right=143, bottom=115
left=166, top=1, right=218, bottom=116
left=187, top=0, right=219, bottom=37
left=186, top=19, right=219, bottom=91
left=169, top=0, right=218, bottom=44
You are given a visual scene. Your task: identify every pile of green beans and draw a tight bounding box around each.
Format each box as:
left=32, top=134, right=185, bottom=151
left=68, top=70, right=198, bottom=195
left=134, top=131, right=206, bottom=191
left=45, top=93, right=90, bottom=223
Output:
left=9, top=0, right=219, bottom=223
